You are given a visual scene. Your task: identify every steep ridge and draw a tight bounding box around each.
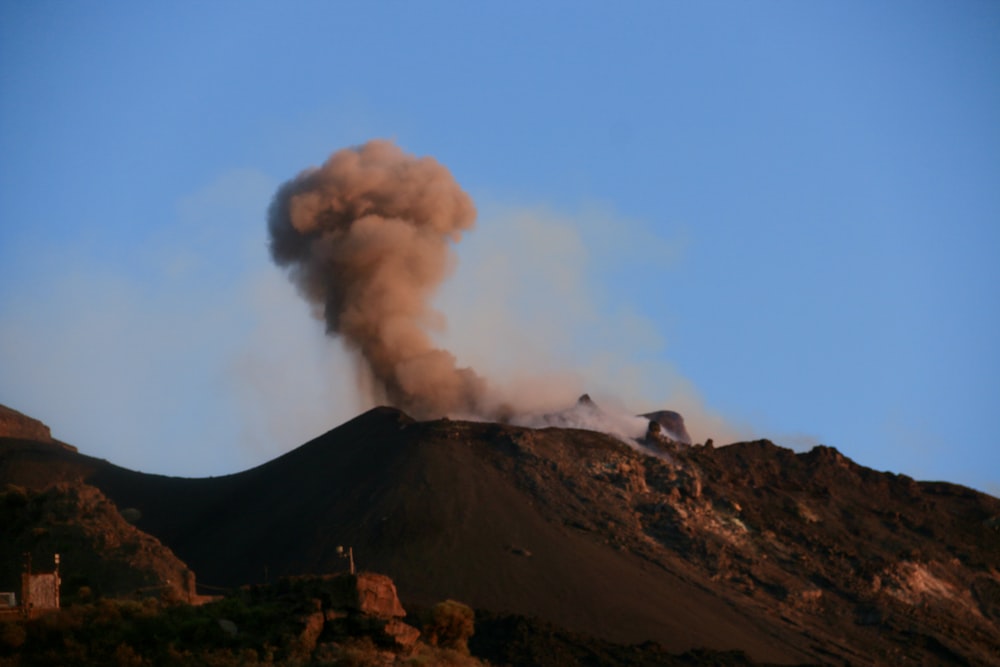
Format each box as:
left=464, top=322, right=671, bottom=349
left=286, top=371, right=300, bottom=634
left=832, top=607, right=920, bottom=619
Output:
left=3, top=405, right=999, bottom=665
left=0, top=481, right=195, bottom=602
left=0, top=404, right=56, bottom=445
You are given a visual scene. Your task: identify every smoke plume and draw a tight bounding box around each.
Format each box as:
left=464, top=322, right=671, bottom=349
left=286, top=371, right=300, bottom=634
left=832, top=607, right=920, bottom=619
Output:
left=267, top=140, right=487, bottom=419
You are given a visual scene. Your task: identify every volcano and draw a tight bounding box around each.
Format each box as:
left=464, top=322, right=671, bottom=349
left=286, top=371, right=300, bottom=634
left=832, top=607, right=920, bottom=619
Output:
left=2, top=404, right=999, bottom=665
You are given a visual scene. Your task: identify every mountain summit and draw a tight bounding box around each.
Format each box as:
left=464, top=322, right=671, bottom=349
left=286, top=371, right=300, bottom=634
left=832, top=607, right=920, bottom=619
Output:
left=2, top=403, right=999, bottom=665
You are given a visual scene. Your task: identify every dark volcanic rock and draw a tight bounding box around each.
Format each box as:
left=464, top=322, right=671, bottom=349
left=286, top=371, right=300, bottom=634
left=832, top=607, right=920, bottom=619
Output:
left=322, top=572, right=407, bottom=619
left=3, top=405, right=999, bottom=665
left=470, top=610, right=796, bottom=667
left=641, top=410, right=692, bottom=444
left=245, top=573, right=419, bottom=651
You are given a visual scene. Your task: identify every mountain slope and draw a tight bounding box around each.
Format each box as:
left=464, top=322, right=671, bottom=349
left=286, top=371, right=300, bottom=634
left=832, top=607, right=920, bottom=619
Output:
left=3, top=405, right=999, bottom=665
left=72, top=409, right=809, bottom=662
left=0, top=481, right=195, bottom=603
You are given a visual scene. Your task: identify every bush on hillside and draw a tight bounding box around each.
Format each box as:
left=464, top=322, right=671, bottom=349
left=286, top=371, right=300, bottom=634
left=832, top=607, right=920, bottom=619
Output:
left=422, top=600, right=475, bottom=653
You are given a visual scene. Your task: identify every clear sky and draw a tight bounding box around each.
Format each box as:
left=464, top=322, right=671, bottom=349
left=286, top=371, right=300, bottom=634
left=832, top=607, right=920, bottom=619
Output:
left=1, top=1, right=997, bottom=494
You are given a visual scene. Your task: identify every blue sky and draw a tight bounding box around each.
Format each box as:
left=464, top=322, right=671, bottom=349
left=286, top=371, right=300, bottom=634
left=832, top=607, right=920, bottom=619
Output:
left=1, top=1, right=997, bottom=494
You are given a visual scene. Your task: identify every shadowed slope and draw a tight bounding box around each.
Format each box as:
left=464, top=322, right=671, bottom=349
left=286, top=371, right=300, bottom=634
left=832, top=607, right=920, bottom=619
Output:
left=1, top=409, right=810, bottom=661
left=0, top=482, right=195, bottom=602
left=3, top=405, right=999, bottom=665
left=80, top=409, right=815, bottom=662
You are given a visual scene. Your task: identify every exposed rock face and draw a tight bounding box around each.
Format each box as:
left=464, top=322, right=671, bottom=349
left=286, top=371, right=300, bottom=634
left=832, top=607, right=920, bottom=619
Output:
left=383, top=618, right=421, bottom=648
left=355, top=573, right=407, bottom=619
left=643, top=420, right=672, bottom=450
left=5, top=405, right=1000, bottom=665
left=640, top=409, right=692, bottom=444
left=244, top=574, right=419, bottom=652
left=311, top=572, right=408, bottom=620
left=0, top=404, right=52, bottom=443
left=0, top=482, right=195, bottom=602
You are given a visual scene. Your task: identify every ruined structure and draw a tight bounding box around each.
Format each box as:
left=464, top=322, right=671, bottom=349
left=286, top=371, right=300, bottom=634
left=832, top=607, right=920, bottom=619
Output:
left=20, top=554, right=60, bottom=617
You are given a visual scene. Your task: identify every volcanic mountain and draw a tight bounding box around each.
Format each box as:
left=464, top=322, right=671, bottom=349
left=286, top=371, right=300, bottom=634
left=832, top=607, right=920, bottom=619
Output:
left=2, top=403, right=999, bottom=665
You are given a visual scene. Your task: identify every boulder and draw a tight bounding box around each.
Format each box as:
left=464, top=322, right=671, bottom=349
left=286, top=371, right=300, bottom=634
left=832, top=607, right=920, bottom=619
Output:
left=640, top=410, right=692, bottom=445
left=281, top=573, right=406, bottom=618
left=383, top=618, right=421, bottom=649
left=270, top=573, right=413, bottom=652
left=643, top=420, right=672, bottom=449
left=355, top=573, right=406, bottom=619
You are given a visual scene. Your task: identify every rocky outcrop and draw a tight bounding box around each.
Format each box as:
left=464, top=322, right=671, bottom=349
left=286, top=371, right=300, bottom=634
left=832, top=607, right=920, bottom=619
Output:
left=0, top=404, right=77, bottom=453
left=0, top=482, right=195, bottom=602
left=5, top=404, right=1000, bottom=665
left=640, top=410, right=691, bottom=445
left=245, top=573, right=420, bottom=653
left=0, top=405, right=52, bottom=443
left=643, top=420, right=673, bottom=450
left=354, top=572, right=408, bottom=618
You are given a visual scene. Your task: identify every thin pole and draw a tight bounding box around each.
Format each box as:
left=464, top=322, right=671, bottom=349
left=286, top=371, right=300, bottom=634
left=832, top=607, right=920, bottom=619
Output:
left=22, top=552, right=31, bottom=618
left=53, top=554, right=60, bottom=609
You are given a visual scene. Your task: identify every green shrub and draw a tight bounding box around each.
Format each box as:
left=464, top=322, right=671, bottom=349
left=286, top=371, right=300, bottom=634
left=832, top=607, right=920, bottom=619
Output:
left=335, top=637, right=383, bottom=667
left=0, top=621, right=26, bottom=650
left=75, top=586, right=93, bottom=603
left=407, top=645, right=485, bottom=667
left=120, top=508, right=142, bottom=524
left=113, top=643, right=145, bottom=667
left=422, top=600, right=475, bottom=653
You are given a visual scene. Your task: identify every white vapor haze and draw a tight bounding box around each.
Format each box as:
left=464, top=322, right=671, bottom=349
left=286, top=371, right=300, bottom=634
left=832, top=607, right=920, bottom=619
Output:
left=433, top=201, right=747, bottom=446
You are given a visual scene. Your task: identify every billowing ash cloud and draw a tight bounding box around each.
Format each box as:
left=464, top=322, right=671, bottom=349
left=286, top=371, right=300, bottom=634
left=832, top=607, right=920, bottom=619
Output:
left=267, top=140, right=488, bottom=419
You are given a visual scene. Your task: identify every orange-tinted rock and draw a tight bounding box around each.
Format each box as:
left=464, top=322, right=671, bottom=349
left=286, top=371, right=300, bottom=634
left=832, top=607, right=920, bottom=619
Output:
left=640, top=410, right=691, bottom=445
left=355, top=573, right=406, bottom=618
left=0, top=405, right=52, bottom=443
left=383, top=618, right=420, bottom=649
